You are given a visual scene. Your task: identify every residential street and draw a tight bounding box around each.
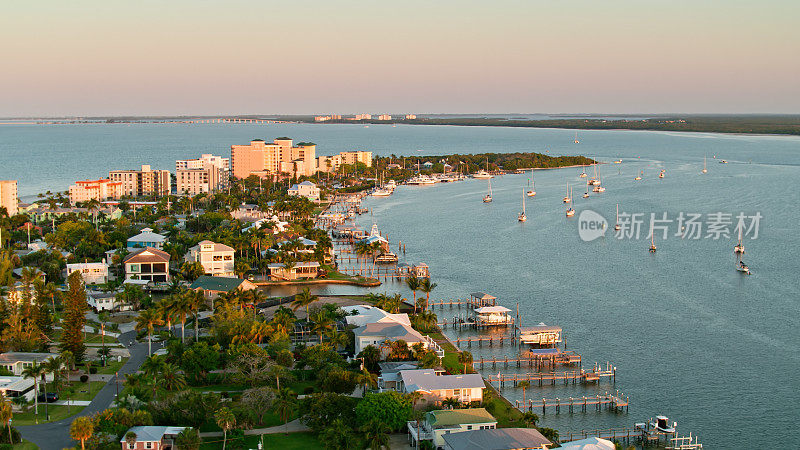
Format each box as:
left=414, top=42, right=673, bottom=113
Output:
left=18, top=329, right=162, bottom=449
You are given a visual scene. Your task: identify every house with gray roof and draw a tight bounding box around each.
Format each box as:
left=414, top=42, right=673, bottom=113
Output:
left=120, top=426, right=188, bottom=450
left=0, top=352, right=61, bottom=379
left=408, top=408, right=498, bottom=448
left=398, top=369, right=485, bottom=406
left=189, top=276, right=257, bottom=301
left=441, top=427, right=552, bottom=450
left=127, top=227, right=167, bottom=251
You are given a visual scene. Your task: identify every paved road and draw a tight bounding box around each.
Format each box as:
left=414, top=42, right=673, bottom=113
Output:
left=18, top=330, right=162, bottom=449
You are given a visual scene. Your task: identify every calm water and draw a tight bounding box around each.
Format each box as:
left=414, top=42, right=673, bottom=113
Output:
left=3, top=123, right=800, bottom=446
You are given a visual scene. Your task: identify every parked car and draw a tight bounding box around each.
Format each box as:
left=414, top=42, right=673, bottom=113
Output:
left=37, top=392, right=59, bottom=403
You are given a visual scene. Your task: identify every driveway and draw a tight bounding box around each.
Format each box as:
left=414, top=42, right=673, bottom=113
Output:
left=18, top=329, right=162, bottom=449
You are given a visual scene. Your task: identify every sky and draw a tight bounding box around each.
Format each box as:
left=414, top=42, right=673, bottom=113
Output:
left=2, top=0, right=799, bottom=116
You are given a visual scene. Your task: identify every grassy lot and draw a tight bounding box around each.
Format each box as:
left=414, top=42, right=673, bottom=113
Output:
left=95, top=357, right=128, bottom=375
left=10, top=440, right=38, bottom=450
left=11, top=405, right=85, bottom=425
left=62, top=380, right=107, bottom=401
left=200, top=432, right=320, bottom=450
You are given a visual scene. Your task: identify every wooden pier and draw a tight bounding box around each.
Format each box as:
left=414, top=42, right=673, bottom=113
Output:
left=487, top=363, right=617, bottom=387
left=560, top=427, right=643, bottom=444
left=514, top=392, right=629, bottom=414
left=472, top=351, right=582, bottom=370
left=453, top=335, right=516, bottom=347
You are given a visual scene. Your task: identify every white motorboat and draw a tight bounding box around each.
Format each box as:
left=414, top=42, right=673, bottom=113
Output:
left=375, top=252, right=399, bottom=264
left=408, top=174, right=436, bottom=185
left=650, top=416, right=675, bottom=434
left=372, top=189, right=392, bottom=197
left=720, top=160, right=728, bottom=164
left=474, top=158, right=494, bottom=178
left=614, top=159, right=622, bottom=164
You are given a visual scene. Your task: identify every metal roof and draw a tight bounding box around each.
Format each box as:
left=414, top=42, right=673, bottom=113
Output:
left=469, top=292, right=497, bottom=300
left=474, top=306, right=511, bottom=314
left=441, top=427, right=551, bottom=450
left=425, top=408, right=496, bottom=429
left=400, top=369, right=485, bottom=392
left=189, top=276, right=253, bottom=292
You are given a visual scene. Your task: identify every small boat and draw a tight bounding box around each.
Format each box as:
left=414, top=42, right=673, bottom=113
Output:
left=734, top=228, right=745, bottom=255
left=563, top=183, right=571, bottom=203
left=614, top=159, right=622, bottom=164
left=574, top=131, right=580, bottom=144
left=702, top=155, right=708, bottom=174
left=372, top=189, right=392, bottom=197
left=737, top=260, right=750, bottom=274
left=720, top=160, right=728, bottom=164
left=518, top=188, right=527, bottom=222
left=658, top=171, right=664, bottom=179
left=526, top=170, right=536, bottom=197
left=614, top=204, right=621, bottom=231
left=579, top=169, right=587, bottom=178
left=565, top=187, right=575, bottom=217
left=582, top=179, right=590, bottom=198
left=483, top=178, right=493, bottom=203
left=593, top=168, right=605, bottom=192
left=588, top=163, right=600, bottom=185
left=474, top=158, right=494, bottom=178
left=649, top=234, right=657, bottom=252
left=634, top=171, right=643, bottom=181
left=375, top=252, right=399, bottom=264
left=650, top=416, right=675, bottom=434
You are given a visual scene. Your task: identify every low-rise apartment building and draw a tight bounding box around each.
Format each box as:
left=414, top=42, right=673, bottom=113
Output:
left=66, top=261, right=110, bottom=285
left=68, top=179, right=123, bottom=204
left=176, top=154, right=229, bottom=194
left=316, top=151, right=373, bottom=172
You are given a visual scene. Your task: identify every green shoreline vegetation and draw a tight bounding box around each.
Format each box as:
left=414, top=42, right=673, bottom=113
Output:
left=310, top=114, right=800, bottom=136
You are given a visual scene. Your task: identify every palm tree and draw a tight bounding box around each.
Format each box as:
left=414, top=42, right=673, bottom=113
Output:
left=0, top=397, right=13, bottom=444
left=175, top=428, right=201, bottom=450
left=518, top=381, right=531, bottom=407
left=406, top=276, right=421, bottom=313
left=98, top=312, right=110, bottom=366
left=457, top=351, right=473, bottom=374
left=160, top=363, right=187, bottom=391
left=406, top=391, right=423, bottom=409
left=214, top=407, right=236, bottom=450
left=418, top=278, right=437, bottom=312
left=171, top=293, right=193, bottom=343
left=441, top=397, right=460, bottom=410
left=184, top=289, right=206, bottom=342
left=135, top=308, right=164, bottom=356
left=274, top=387, right=297, bottom=435
left=156, top=296, right=177, bottom=335
left=310, top=312, right=334, bottom=344
left=141, top=356, right=165, bottom=396
left=21, top=362, right=45, bottom=415
left=291, top=287, right=318, bottom=319
left=361, top=419, right=390, bottom=450
left=521, top=411, right=539, bottom=428
left=358, top=366, right=378, bottom=395
left=70, top=416, right=94, bottom=450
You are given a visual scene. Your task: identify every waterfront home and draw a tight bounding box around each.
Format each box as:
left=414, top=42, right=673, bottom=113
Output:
left=189, top=276, right=257, bottom=302
left=441, top=427, right=551, bottom=450
left=266, top=261, right=320, bottom=281
left=0, top=352, right=61, bottom=379
left=66, top=261, right=110, bottom=285
left=345, top=305, right=411, bottom=327
left=377, top=361, right=421, bottom=391
left=288, top=181, right=321, bottom=201
left=126, top=227, right=167, bottom=251
left=0, top=376, right=36, bottom=401
left=559, top=437, right=615, bottom=449
left=518, top=324, right=562, bottom=347
left=87, top=290, right=131, bottom=312
left=184, top=240, right=235, bottom=277
left=119, top=426, right=187, bottom=450
left=123, top=247, right=171, bottom=283
left=474, top=306, right=514, bottom=327
left=354, top=322, right=443, bottom=357
left=398, top=369, right=485, bottom=406
left=407, top=408, right=497, bottom=449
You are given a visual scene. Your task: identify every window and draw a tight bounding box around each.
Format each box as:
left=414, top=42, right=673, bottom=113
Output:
left=453, top=389, right=460, bottom=397
left=466, top=425, right=472, bottom=430
left=129, top=264, right=140, bottom=273
left=128, top=443, right=135, bottom=450
left=145, top=442, right=153, bottom=449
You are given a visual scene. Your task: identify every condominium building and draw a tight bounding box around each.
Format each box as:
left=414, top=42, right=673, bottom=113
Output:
left=109, top=165, right=171, bottom=197
left=377, top=114, right=392, bottom=120
left=352, top=114, right=372, bottom=120
left=0, top=180, right=18, bottom=217
left=68, top=179, right=123, bottom=205
left=176, top=154, right=230, bottom=172
left=316, top=151, right=373, bottom=172
left=230, top=138, right=316, bottom=180
left=185, top=240, right=235, bottom=277
left=66, top=261, right=110, bottom=285
left=176, top=166, right=220, bottom=196
left=405, top=114, right=417, bottom=120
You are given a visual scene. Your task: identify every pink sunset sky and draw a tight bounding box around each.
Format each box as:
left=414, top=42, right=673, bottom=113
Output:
left=2, top=0, right=799, bottom=116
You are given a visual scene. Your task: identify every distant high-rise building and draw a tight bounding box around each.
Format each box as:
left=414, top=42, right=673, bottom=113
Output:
left=377, top=114, right=392, bottom=121
left=352, top=114, right=372, bottom=120
left=230, top=138, right=316, bottom=179
left=68, top=179, right=123, bottom=204
left=109, top=165, right=171, bottom=197
left=405, top=114, right=417, bottom=120
left=0, top=180, right=18, bottom=216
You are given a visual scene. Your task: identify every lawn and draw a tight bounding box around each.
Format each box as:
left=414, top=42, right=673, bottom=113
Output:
left=96, top=357, right=129, bottom=375
left=200, top=432, right=320, bottom=450
left=11, top=440, right=38, bottom=450
left=11, top=405, right=85, bottom=425
left=62, top=380, right=107, bottom=401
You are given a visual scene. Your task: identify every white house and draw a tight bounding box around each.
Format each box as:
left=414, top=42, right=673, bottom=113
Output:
left=287, top=181, right=320, bottom=201
left=66, top=261, right=110, bottom=285
left=126, top=227, right=167, bottom=251
left=398, top=369, right=485, bottom=406
left=345, top=305, right=411, bottom=327
left=87, top=290, right=131, bottom=312
left=0, top=376, right=36, bottom=402
left=185, top=240, right=235, bottom=277
left=408, top=408, right=497, bottom=449
left=0, top=352, right=61, bottom=379
left=267, top=261, right=320, bottom=281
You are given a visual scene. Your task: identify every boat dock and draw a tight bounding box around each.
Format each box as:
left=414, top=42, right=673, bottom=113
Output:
left=487, top=362, right=617, bottom=387
left=514, top=391, right=629, bottom=414
left=472, top=351, right=582, bottom=369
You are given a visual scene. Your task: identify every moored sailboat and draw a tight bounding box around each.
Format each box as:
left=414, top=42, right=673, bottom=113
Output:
left=614, top=204, right=621, bottom=231
left=518, top=188, right=527, bottom=222
left=483, top=178, right=493, bottom=203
